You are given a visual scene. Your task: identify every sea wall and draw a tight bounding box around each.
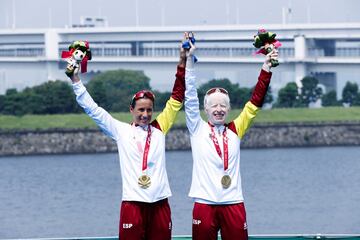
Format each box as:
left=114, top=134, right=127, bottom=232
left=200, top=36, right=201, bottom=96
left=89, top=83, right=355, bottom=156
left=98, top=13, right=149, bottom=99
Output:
left=1, top=122, right=360, bottom=156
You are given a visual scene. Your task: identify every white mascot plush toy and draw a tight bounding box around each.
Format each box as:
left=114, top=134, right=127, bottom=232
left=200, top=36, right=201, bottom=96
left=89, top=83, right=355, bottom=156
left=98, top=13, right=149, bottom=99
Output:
left=61, top=40, right=92, bottom=77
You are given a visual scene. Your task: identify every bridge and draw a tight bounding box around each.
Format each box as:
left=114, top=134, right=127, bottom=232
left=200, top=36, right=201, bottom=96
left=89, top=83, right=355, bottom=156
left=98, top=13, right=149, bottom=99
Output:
left=0, top=23, right=360, bottom=97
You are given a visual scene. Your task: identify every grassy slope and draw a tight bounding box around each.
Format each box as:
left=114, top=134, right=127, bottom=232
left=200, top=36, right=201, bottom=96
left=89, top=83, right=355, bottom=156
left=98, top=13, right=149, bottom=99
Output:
left=1, top=107, right=360, bottom=130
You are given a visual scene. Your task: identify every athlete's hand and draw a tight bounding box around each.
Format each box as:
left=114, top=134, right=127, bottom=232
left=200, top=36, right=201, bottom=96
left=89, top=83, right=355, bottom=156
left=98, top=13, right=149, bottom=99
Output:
left=65, top=58, right=80, bottom=83
left=178, top=33, right=187, bottom=67
left=262, top=47, right=279, bottom=72
left=265, top=46, right=279, bottom=68
left=184, top=32, right=196, bottom=68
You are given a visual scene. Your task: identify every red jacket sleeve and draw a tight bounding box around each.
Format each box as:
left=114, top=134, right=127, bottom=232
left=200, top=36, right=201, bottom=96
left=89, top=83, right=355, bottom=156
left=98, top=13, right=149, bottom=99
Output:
left=171, top=65, right=185, bottom=102
left=250, top=69, right=272, bottom=107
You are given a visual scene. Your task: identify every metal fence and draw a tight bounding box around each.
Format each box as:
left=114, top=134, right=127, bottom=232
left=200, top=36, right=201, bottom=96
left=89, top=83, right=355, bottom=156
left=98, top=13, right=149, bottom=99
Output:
left=0, top=45, right=360, bottom=58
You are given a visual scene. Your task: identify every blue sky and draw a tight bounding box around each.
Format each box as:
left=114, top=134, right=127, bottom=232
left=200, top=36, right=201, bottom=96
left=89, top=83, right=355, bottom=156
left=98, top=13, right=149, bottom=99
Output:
left=1, top=0, right=360, bottom=29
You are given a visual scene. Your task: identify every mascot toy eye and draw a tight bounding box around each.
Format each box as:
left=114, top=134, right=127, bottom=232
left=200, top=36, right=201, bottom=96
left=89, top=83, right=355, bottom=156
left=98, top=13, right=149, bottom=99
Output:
left=62, top=40, right=92, bottom=76
left=73, top=49, right=85, bottom=61
left=253, top=29, right=281, bottom=67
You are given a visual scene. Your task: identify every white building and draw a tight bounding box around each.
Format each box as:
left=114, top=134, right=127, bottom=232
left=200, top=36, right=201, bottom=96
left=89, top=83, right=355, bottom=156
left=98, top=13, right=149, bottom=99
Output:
left=0, top=23, right=360, bottom=98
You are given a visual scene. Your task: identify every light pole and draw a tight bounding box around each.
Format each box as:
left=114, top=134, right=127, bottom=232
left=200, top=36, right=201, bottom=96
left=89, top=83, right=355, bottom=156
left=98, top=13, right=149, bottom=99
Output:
left=12, top=0, right=16, bottom=29
left=68, top=0, right=73, bottom=28
left=135, top=0, right=139, bottom=27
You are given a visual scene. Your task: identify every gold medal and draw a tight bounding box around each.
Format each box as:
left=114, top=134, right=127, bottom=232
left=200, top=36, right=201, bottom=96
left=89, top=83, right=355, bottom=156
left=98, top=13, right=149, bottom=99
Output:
left=138, top=174, right=151, bottom=189
left=221, top=175, right=231, bottom=189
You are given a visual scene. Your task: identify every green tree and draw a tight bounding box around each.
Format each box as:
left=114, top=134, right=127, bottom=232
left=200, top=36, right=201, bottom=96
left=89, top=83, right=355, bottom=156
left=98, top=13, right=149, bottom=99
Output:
left=0, top=81, right=78, bottom=115
left=30, top=80, right=79, bottom=114
left=5, top=88, right=17, bottom=95
left=233, top=87, right=252, bottom=108
left=153, top=90, right=171, bottom=111
left=275, top=82, right=300, bottom=108
left=198, top=78, right=252, bottom=109
left=0, top=95, right=5, bottom=113
left=342, top=81, right=359, bottom=106
left=262, top=85, right=274, bottom=105
left=353, top=94, right=360, bottom=106
left=322, top=90, right=341, bottom=107
left=87, top=69, right=151, bottom=112
left=2, top=89, right=28, bottom=115
left=86, top=79, right=107, bottom=109
left=299, top=76, right=323, bottom=106
left=21, top=88, right=44, bottom=114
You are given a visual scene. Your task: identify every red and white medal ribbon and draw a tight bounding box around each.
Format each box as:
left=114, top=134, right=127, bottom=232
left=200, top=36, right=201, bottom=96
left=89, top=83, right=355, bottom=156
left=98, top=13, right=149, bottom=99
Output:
left=208, top=123, right=228, bottom=171
left=133, top=124, right=152, bottom=172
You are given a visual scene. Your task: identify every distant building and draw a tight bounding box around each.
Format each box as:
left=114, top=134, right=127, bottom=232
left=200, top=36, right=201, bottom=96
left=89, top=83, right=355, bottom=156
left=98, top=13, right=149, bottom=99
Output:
left=0, top=23, right=359, bottom=99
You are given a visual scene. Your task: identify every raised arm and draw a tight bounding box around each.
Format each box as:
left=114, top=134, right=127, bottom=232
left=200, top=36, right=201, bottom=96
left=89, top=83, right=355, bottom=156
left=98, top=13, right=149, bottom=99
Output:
left=232, top=49, right=278, bottom=139
left=153, top=39, right=187, bottom=135
left=67, top=61, right=121, bottom=141
left=184, top=32, right=202, bottom=135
